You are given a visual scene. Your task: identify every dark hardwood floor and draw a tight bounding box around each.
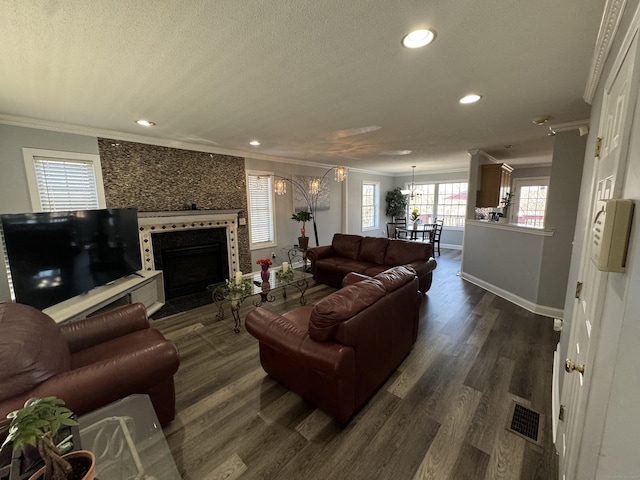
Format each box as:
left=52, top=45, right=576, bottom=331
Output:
left=153, top=250, right=559, bottom=479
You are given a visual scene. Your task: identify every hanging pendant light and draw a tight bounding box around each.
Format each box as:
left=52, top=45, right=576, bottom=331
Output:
left=400, top=166, right=417, bottom=198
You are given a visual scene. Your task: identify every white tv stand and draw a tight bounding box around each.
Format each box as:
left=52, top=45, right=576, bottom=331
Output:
left=44, top=270, right=165, bottom=324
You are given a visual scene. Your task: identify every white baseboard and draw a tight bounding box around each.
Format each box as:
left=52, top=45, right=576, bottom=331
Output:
left=441, top=243, right=462, bottom=251
left=459, top=272, right=564, bottom=319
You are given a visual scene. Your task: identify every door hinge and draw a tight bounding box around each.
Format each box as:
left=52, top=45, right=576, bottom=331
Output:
left=559, top=404, right=565, bottom=422
left=595, top=137, right=602, bottom=158
left=575, top=281, right=583, bottom=299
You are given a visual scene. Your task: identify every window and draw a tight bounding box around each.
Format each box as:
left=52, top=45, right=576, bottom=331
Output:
left=407, top=182, right=467, bottom=227
left=247, top=172, right=276, bottom=248
left=362, top=182, right=379, bottom=230
left=512, top=177, right=549, bottom=227
left=23, top=148, right=105, bottom=211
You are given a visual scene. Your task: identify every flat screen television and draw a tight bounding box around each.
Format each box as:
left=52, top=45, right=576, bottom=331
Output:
left=1, top=208, right=142, bottom=310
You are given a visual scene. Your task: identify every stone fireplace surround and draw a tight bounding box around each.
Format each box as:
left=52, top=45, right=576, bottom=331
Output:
left=137, top=210, right=242, bottom=286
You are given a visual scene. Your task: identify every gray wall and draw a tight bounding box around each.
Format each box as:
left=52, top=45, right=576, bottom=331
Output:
left=537, top=131, right=586, bottom=307
left=462, top=134, right=584, bottom=312
left=0, top=124, right=99, bottom=302
left=346, top=170, right=395, bottom=238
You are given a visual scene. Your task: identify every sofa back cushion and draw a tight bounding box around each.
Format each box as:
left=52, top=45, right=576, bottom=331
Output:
left=0, top=303, right=71, bottom=401
left=359, top=237, right=389, bottom=265
left=331, top=234, right=363, bottom=260
left=309, top=279, right=386, bottom=341
left=384, top=239, right=433, bottom=266
left=374, top=265, right=417, bottom=292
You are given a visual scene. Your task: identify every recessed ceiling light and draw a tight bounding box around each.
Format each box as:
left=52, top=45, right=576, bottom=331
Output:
left=136, top=119, right=156, bottom=127
left=402, top=29, right=436, bottom=49
left=459, top=94, right=482, bottom=104
left=249, top=140, right=261, bottom=146
left=380, top=150, right=412, bottom=156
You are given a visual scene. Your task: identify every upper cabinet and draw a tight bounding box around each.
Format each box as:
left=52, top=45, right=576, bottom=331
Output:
left=476, top=163, right=513, bottom=207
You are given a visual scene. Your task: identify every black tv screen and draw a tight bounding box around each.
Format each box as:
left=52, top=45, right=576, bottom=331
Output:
left=1, top=208, right=142, bottom=310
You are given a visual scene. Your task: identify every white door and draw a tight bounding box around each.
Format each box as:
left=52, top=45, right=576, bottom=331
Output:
left=557, top=34, right=639, bottom=480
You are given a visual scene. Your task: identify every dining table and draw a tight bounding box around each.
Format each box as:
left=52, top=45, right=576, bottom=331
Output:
left=396, top=223, right=436, bottom=242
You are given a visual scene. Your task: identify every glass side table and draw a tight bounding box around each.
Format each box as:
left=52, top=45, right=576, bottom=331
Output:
left=207, top=269, right=308, bottom=333
left=78, top=394, right=181, bottom=480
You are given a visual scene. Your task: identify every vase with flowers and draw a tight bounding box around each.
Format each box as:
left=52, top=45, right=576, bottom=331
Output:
left=256, top=258, right=273, bottom=282
left=409, top=208, right=420, bottom=228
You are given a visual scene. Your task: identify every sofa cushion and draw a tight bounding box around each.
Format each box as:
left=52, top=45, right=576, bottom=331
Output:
left=332, top=234, right=363, bottom=261
left=309, top=279, right=386, bottom=341
left=359, top=237, right=389, bottom=265
left=384, top=239, right=432, bottom=266
left=374, top=265, right=417, bottom=292
left=0, top=303, right=71, bottom=401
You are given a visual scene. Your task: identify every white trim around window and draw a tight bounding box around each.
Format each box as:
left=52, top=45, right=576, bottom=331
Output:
left=246, top=170, right=277, bottom=249
left=362, top=181, right=380, bottom=232
left=22, top=148, right=106, bottom=212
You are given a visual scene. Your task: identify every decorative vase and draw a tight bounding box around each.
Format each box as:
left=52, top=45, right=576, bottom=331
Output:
left=260, top=265, right=270, bottom=282
left=298, top=236, right=309, bottom=250
left=412, top=221, right=418, bottom=229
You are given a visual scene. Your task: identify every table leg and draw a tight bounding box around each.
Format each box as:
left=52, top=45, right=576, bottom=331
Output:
left=230, top=298, right=242, bottom=333
left=286, top=277, right=308, bottom=305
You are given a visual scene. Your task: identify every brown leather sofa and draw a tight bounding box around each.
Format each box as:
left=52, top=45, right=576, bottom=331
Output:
left=0, top=302, right=180, bottom=428
left=245, top=265, right=422, bottom=424
left=307, top=233, right=437, bottom=293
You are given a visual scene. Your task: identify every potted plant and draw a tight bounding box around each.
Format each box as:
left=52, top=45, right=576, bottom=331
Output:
left=291, top=210, right=313, bottom=250
left=1, top=397, right=95, bottom=480
left=385, top=187, right=409, bottom=221
left=500, top=191, right=514, bottom=223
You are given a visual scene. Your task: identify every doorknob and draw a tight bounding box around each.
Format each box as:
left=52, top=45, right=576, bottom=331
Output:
left=565, top=359, right=585, bottom=375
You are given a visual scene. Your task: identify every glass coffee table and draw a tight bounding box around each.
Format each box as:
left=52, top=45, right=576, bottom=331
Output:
left=78, top=394, right=181, bottom=480
left=208, top=269, right=308, bottom=332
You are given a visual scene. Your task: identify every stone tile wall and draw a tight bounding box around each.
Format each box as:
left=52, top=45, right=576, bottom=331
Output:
left=97, top=138, right=251, bottom=272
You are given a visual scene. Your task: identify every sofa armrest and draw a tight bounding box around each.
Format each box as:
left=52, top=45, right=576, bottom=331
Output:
left=245, top=307, right=354, bottom=375
left=307, top=245, right=335, bottom=262
left=408, top=257, right=437, bottom=277
left=0, top=339, right=179, bottom=418
left=341, top=272, right=370, bottom=288
left=60, top=303, right=150, bottom=353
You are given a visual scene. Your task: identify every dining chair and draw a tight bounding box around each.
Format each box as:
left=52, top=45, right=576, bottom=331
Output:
left=432, top=219, right=444, bottom=256
left=395, top=218, right=407, bottom=239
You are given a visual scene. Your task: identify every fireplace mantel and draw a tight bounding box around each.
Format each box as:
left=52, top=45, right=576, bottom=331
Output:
left=137, top=210, right=241, bottom=279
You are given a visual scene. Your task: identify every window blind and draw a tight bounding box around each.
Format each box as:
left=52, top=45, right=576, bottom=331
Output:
left=34, top=157, right=100, bottom=211
left=247, top=174, right=275, bottom=246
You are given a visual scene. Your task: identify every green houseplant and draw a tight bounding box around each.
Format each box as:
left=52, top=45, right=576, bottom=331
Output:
left=385, top=187, right=409, bottom=221
left=291, top=210, right=313, bottom=250
left=499, top=191, right=514, bottom=222
left=1, top=397, right=95, bottom=480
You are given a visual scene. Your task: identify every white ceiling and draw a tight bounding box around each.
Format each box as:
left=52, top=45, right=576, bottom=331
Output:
left=0, top=1, right=606, bottom=174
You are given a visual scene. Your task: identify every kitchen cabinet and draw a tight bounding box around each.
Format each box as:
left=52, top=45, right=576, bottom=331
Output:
left=476, top=163, right=513, bottom=207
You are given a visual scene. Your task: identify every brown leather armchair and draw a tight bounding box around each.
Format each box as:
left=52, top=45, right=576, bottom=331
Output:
left=0, top=302, right=180, bottom=428
left=245, top=265, right=422, bottom=424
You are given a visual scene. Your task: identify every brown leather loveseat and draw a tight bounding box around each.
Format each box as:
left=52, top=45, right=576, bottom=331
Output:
left=0, top=302, right=180, bottom=428
left=307, top=233, right=437, bottom=293
left=245, top=265, right=422, bottom=424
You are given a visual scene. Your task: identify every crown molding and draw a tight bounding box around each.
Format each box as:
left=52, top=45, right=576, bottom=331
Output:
left=0, top=114, right=387, bottom=175
left=584, top=0, right=628, bottom=103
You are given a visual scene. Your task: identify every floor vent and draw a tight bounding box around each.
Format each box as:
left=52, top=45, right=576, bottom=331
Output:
left=506, top=402, right=542, bottom=445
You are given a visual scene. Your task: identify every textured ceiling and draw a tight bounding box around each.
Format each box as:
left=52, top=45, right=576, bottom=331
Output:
left=0, top=1, right=606, bottom=174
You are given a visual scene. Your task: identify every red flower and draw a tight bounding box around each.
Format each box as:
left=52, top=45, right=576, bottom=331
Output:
left=256, top=258, right=272, bottom=267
